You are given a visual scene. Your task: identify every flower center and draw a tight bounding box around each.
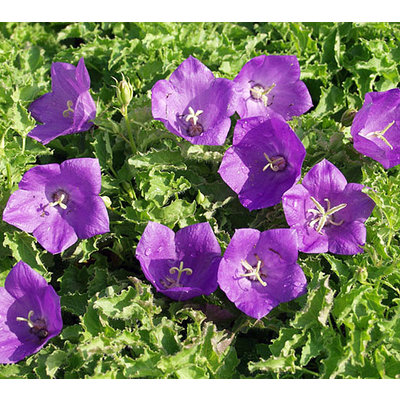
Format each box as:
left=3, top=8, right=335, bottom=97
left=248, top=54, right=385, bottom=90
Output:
left=250, top=83, right=276, bottom=107
left=239, top=255, right=267, bottom=287
left=364, top=120, right=395, bottom=150
left=62, top=100, right=74, bottom=118
left=307, top=196, right=347, bottom=234
left=185, top=107, right=203, bottom=126
left=263, top=154, right=287, bottom=172
left=160, top=261, right=193, bottom=289
left=49, top=189, right=69, bottom=210
left=16, top=310, right=48, bottom=339
left=185, top=107, right=204, bottom=137
left=187, top=123, right=204, bottom=137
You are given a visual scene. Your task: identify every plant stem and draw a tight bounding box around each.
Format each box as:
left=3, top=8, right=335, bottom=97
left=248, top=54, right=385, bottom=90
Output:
left=21, top=135, right=26, bottom=154
left=123, top=110, right=137, bottom=154
left=6, top=162, right=12, bottom=190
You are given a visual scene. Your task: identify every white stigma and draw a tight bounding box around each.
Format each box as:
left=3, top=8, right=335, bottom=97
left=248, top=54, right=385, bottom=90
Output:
left=185, top=107, right=203, bottom=125
left=16, top=310, right=35, bottom=328
left=263, top=153, right=286, bottom=172
left=239, top=256, right=267, bottom=287
left=62, top=100, right=74, bottom=118
left=49, top=193, right=67, bottom=209
left=167, top=261, right=193, bottom=287
left=250, top=83, right=276, bottom=107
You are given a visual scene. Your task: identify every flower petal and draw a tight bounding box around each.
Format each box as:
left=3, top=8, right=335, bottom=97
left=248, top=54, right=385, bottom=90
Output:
left=175, top=222, right=220, bottom=258
left=331, top=183, right=375, bottom=224
left=29, top=93, right=64, bottom=124
left=327, top=221, right=366, bottom=255
left=72, top=91, right=96, bottom=132
left=51, top=61, right=80, bottom=98
left=0, top=288, right=24, bottom=364
left=75, top=58, right=91, bottom=91
left=301, top=159, right=347, bottom=200
left=4, top=261, right=48, bottom=300
left=63, top=195, right=109, bottom=239
left=2, top=189, right=51, bottom=233
left=168, top=56, right=215, bottom=99
left=59, top=158, right=102, bottom=195
left=136, top=221, right=177, bottom=263
left=18, top=163, right=61, bottom=192
left=33, top=212, right=77, bottom=254
left=28, top=122, right=72, bottom=145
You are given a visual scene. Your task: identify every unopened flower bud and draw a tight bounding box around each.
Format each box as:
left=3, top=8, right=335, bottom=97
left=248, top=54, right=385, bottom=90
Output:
left=115, top=75, right=134, bottom=110
left=356, top=266, right=368, bottom=283
left=341, top=109, right=357, bottom=127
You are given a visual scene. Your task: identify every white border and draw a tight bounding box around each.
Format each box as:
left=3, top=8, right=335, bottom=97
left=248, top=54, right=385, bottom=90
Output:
left=1, top=0, right=399, bottom=22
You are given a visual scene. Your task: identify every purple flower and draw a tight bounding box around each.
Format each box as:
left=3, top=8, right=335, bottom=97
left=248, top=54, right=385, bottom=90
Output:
left=218, top=228, right=307, bottom=320
left=3, top=158, right=109, bottom=254
left=0, top=261, right=62, bottom=364
left=233, top=55, right=313, bottom=120
left=351, top=89, right=400, bottom=169
left=218, top=116, right=306, bottom=210
left=151, top=56, right=237, bottom=145
left=28, top=58, right=96, bottom=145
left=135, top=221, right=221, bottom=301
left=282, top=159, right=375, bottom=255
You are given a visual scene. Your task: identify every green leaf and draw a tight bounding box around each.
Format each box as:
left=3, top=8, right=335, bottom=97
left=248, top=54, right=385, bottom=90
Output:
left=292, top=272, right=335, bottom=329
left=45, top=350, right=67, bottom=378
left=3, top=230, right=51, bottom=280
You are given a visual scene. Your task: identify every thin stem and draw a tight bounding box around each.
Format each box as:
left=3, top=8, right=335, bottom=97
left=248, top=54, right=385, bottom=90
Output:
left=6, top=162, right=12, bottom=190
left=295, top=366, right=319, bottom=377
left=21, top=135, right=26, bottom=154
left=122, top=110, right=137, bottom=155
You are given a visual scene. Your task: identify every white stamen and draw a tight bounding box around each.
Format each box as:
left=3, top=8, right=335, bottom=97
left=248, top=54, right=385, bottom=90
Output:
left=307, top=196, right=347, bottom=234
left=364, top=120, right=395, bottom=150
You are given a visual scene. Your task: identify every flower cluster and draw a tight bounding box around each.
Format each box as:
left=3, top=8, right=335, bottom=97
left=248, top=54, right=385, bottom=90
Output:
left=141, top=54, right=377, bottom=321
left=2, top=49, right=385, bottom=364
left=2, top=59, right=109, bottom=363
left=152, top=55, right=311, bottom=146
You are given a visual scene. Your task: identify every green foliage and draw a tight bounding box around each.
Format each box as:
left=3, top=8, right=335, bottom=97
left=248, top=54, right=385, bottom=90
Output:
left=1, top=22, right=400, bottom=379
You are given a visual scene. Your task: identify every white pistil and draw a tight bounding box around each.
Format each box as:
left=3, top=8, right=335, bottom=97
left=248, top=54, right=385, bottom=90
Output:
left=49, top=193, right=67, bottom=209
left=365, top=120, right=395, bottom=150
left=169, top=261, right=193, bottom=286
left=263, top=153, right=285, bottom=172
left=240, top=256, right=267, bottom=287
left=307, top=196, right=347, bottom=234
left=250, top=83, right=276, bottom=107
left=185, top=107, right=203, bottom=125
left=16, top=310, right=35, bottom=328
left=62, top=100, right=74, bottom=118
